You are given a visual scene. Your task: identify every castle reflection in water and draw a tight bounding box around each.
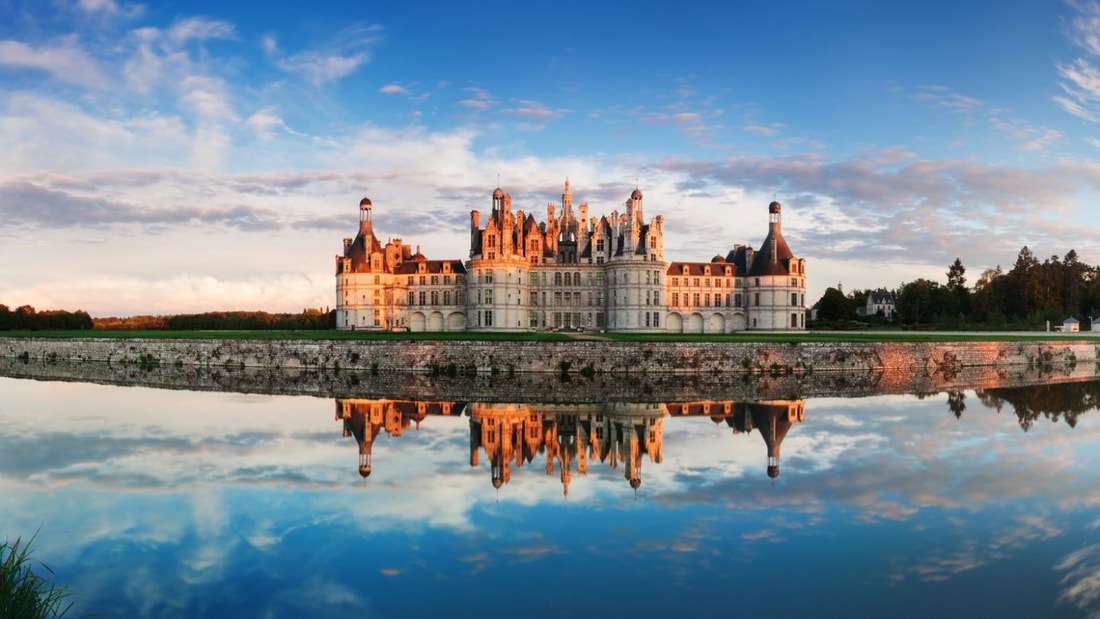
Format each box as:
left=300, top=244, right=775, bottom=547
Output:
left=336, top=398, right=805, bottom=494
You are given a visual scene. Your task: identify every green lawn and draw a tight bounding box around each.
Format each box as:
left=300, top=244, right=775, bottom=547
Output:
left=1, top=329, right=1097, bottom=343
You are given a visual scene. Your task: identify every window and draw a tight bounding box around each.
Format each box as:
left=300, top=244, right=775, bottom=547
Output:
left=645, top=290, right=651, bottom=305
left=791, top=278, right=797, bottom=287
left=419, top=291, right=427, bottom=305
left=653, top=312, right=660, bottom=328
left=705, top=278, right=710, bottom=288
left=408, top=291, right=414, bottom=305
left=693, top=278, right=700, bottom=287
left=791, top=313, right=798, bottom=328
left=792, top=293, right=798, bottom=306
left=484, top=311, right=493, bottom=326
left=597, top=239, right=605, bottom=252
left=431, top=275, right=439, bottom=285
left=574, top=272, right=580, bottom=286
left=374, top=275, right=380, bottom=284
left=754, top=292, right=760, bottom=306
left=444, top=291, right=451, bottom=305
left=755, top=278, right=760, bottom=286
left=485, top=271, right=493, bottom=283
left=735, top=293, right=742, bottom=307
left=555, top=272, right=563, bottom=286
left=645, top=271, right=652, bottom=285
left=530, top=273, right=539, bottom=286
left=530, top=291, right=538, bottom=306
left=530, top=312, right=538, bottom=327
left=705, top=293, right=711, bottom=307
left=653, top=291, right=659, bottom=305
left=672, top=277, right=679, bottom=287
left=693, top=293, right=700, bottom=306
left=444, top=275, right=451, bottom=285
left=485, top=290, right=493, bottom=304
left=419, top=276, right=426, bottom=285
left=645, top=312, right=651, bottom=327
left=431, top=291, right=439, bottom=305
left=596, top=273, right=605, bottom=286
left=672, top=292, right=679, bottom=306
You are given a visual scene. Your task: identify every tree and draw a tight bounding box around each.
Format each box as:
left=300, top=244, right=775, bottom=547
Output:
left=815, top=287, right=857, bottom=321
left=946, top=257, right=970, bottom=318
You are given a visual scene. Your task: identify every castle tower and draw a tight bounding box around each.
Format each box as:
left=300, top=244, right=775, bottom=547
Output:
left=746, top=201, right=807, bottom=330
left=746, top=400, right=805, bottom=479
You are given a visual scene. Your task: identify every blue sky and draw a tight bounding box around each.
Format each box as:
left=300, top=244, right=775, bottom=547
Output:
left=1, top=0, right=1098, bottom=315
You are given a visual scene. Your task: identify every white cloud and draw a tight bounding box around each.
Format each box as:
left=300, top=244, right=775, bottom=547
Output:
left=167, top=17, right=236, bottom=45
left=0, top=37, right=107, bottom=88
left=380, top=83, right=409, bottom=95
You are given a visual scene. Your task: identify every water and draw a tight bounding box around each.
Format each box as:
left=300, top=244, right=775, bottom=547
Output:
left=2, top=375, right=1099, bottom=618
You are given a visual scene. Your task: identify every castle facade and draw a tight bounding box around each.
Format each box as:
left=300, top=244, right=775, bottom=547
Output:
left=335, top=181, right=806, bottom=333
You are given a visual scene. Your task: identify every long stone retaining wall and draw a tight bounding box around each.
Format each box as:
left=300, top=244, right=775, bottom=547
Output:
left=2, top=336, right=1100, bottom=377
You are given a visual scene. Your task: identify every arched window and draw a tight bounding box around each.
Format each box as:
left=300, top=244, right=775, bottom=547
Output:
left=554, top=272, right=563, bottom=286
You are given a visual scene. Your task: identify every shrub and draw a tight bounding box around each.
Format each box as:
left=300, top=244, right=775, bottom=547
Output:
left=0, top=533, right=73, bottom=618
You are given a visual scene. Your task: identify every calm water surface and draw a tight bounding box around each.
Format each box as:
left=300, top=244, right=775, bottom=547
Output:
left=2, top=376, right=1100, bottom=618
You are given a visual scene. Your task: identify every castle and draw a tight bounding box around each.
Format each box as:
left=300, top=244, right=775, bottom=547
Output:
left=335, top=180, right=806, bottom=332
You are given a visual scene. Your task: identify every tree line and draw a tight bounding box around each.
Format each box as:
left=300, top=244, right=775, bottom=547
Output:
left=0, top=306, right=335, bottom=331
left=814, top=246, right=1100, bottom=329
left=0, top=305, right=93, bottom=330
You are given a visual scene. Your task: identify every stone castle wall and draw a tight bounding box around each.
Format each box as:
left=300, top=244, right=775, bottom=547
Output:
left=2, top=336, right=1099, bottom=378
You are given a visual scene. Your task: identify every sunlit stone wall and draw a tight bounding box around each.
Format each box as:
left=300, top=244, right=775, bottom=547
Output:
left=2, top=337, right=1099, bottom=377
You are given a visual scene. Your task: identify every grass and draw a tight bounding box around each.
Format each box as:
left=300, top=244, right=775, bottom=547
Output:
left=0, top=329, right=1098, bottom=343
left=0, top=329, right=574, bottom=342
left=0, top=533, right=73, bottom=619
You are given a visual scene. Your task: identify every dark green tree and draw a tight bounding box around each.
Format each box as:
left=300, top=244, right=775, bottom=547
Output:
left=815, top=287, right=857, bottom=321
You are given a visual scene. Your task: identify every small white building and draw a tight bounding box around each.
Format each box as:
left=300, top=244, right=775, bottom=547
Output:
left=1063, top=316, right=1080, bottom=333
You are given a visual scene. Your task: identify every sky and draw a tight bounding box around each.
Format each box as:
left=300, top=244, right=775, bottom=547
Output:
left=2, top=0, right=1100, bottom=316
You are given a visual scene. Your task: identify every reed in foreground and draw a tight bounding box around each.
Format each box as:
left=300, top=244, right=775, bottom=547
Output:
left=0, top=533, right=72, bottom=619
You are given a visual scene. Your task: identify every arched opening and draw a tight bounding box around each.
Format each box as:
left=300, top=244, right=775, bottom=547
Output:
left=708, top=313, right=726, bottom=334
left=408, top=312, right=426, bottom=332
left=687, top=313, right=704, bottom=333
left=428, top=312, right=444, bottom=332
left=448, top=312, right=466, bottom=331
left=666, top=313, right=683, bottom=333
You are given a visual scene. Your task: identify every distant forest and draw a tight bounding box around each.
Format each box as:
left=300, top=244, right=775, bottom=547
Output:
left=0, top=306, right=335, bottom=331
left=815, top=246, right=1100, bottom=329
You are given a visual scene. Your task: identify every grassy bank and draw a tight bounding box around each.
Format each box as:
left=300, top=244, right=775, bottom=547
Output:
left=1, top=329, right=1098, bottom=343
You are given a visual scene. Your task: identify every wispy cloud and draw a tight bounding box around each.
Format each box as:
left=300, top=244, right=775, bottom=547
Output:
left=380, top=83, right=409, bottom=95
left=458, top=86, right=495, bottom=111
left=266, top=24, right=381, bottom=86
left=1056, top=1, right=1100, bottom=122
left=914, top=84, right=984, bottom=115
left=0, top=37, right=107, bottom=88
left=744, top=123, right=785, bottom=137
